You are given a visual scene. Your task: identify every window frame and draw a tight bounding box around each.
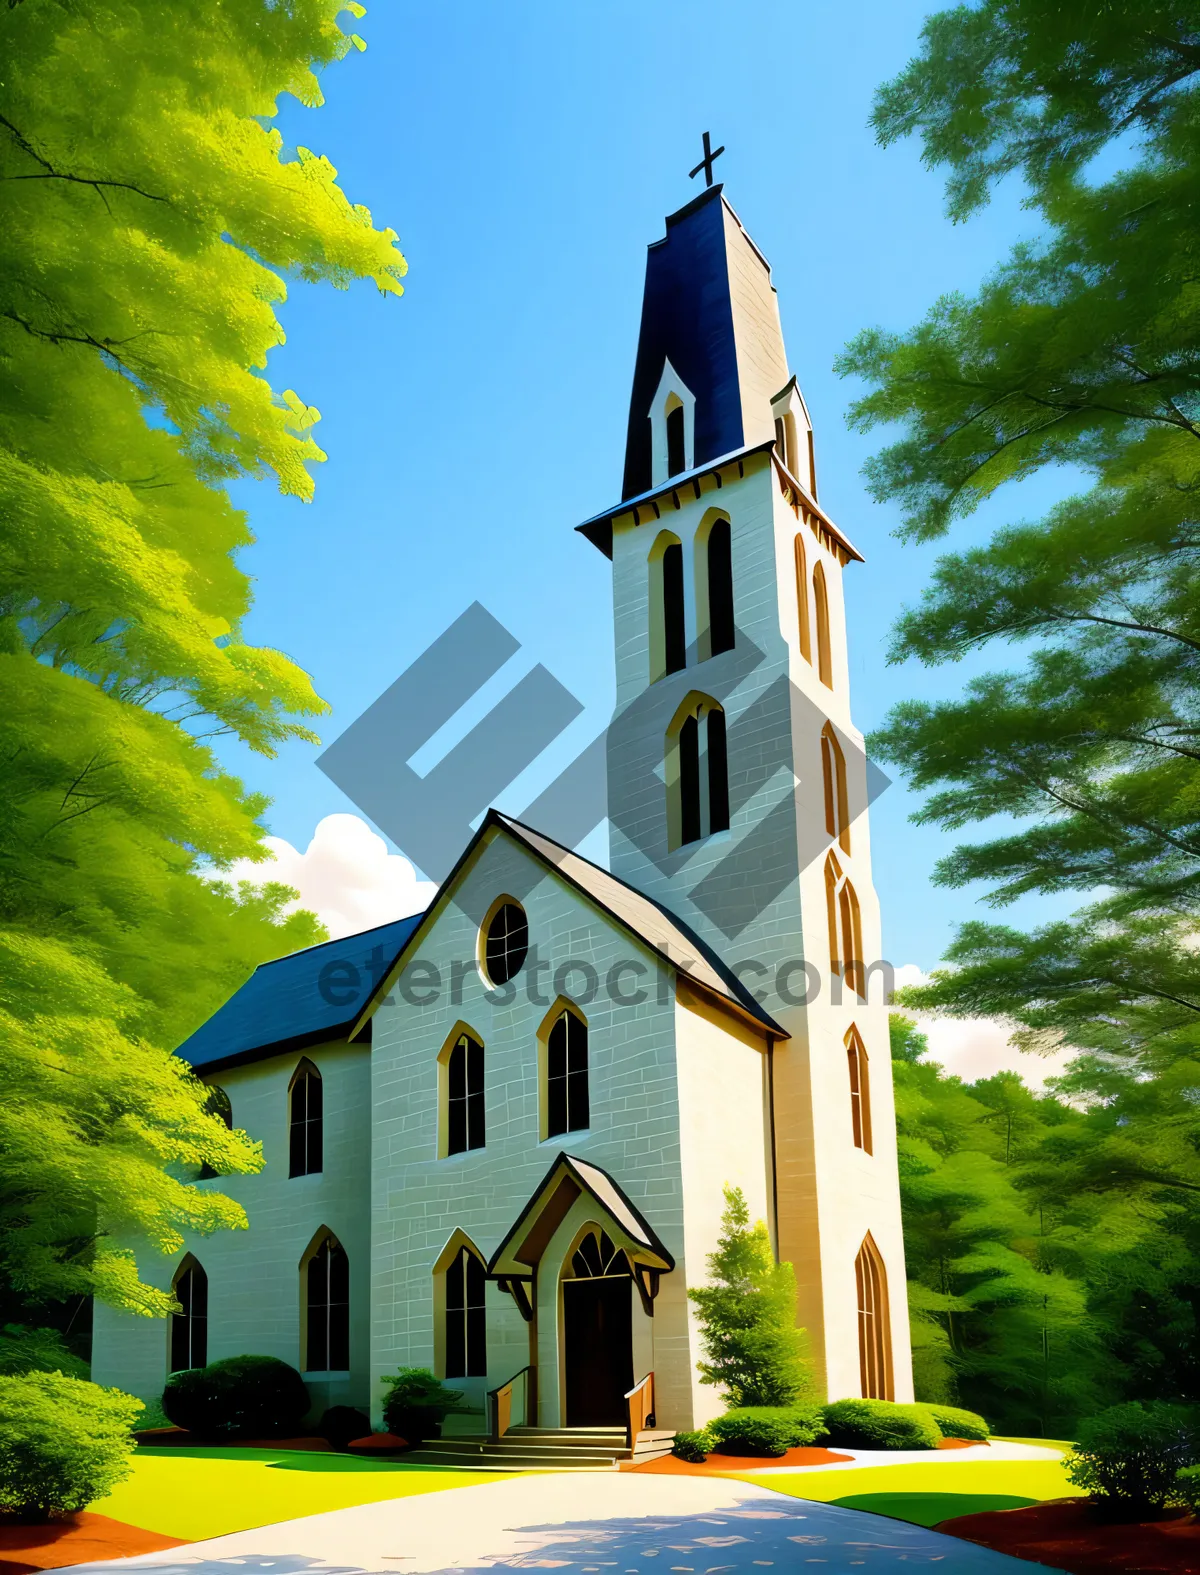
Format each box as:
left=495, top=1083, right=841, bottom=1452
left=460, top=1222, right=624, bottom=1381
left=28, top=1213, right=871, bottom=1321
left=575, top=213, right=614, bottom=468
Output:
left=479, top=898, right=529, bottom=989
left=439, top=1024, right=485, bottom=1158
left=303, top=1232, right=350, bottom=1374
left=846, top=1025, right=873, bottom=1154
left=288, top=1059, right=323, bottom=1179
left=539, top=1000, right=590, bottom=1141
left=169, top=1257, right=208, bottom=1373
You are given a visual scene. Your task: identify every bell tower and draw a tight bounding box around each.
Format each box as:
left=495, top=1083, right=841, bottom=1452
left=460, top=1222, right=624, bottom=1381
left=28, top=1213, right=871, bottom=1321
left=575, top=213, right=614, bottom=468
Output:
left=576, top=182, right=913, bottom=1404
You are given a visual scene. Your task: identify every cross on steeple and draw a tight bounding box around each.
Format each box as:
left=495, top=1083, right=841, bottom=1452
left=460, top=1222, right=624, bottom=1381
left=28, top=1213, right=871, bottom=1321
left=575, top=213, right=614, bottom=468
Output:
left=689, top=130, right=725, bottom=188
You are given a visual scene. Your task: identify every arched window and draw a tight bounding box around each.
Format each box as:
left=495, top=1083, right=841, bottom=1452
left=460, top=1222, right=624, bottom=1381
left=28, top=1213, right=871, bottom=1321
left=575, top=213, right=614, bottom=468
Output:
left=813, top=561, right=833, bottom=688
left=547, top=1009, right=589, bottom=1138
left=170, top=1258, right=207, bottom=1372
left=855, top=1234, right=893, bottom=1400
left=794, top=536, right=811, bottom=662
left=824, top=852, right=864, bottom=999
left=198, top=1085, right=232, bottom=1181
left=571, top=1228, right=628, bottom=1279
left=289, top=1060, right=323, bottom=1178
left=846, top=1026, right=872, bottom=1154
left=483, top=901, right=528, bottom=986
left=667, top=697, right=729, bottom=850
left=821, top=722, right=850, bottom=854
left=444, top=1245, right=487, bottom=1378
left=666, top=399, right=686, bottom=476
left=648, top=531, right=686, bottom=682
left=705, top=518, right=734, bottom=657
left=447, top=1031, right=484, bottom=1155
left=306, top=1234, right=349, bottom=1372
left=807, top=429, right=818, bottom=500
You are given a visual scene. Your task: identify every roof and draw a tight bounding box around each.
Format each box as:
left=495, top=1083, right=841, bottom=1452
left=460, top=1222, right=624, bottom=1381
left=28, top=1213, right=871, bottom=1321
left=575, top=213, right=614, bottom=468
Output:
left=576, top=441, right=864, bottom=564
left=177, top=913, right=424, bottom=1075
left=353, top=808, right=786, bottom=1041
left=487, top=1151, right=675, bottom=1278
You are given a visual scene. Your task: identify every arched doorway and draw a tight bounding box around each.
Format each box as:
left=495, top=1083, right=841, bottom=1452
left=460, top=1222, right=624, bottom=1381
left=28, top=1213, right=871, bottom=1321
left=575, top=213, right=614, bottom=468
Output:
left=562, top=1227, right=633, bottom=1426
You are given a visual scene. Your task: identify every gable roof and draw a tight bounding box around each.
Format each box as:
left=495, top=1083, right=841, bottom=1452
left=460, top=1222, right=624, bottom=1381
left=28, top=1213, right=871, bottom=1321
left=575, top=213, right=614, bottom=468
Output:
left=352, top=809, right=785, bottom=1042
left=177, top=913, right=424, bottom=1075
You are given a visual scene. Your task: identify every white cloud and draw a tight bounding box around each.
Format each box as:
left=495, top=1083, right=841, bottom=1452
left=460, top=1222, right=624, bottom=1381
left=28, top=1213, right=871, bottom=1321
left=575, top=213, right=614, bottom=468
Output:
left=221, top=814, right=437, bottom=941
left=891, top=964, right=1075, bottom=1089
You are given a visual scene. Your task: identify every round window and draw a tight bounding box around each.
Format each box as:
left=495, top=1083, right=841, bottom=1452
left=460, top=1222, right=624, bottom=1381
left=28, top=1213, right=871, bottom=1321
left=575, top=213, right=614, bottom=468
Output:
left=483, top=901, right=528, bottom=985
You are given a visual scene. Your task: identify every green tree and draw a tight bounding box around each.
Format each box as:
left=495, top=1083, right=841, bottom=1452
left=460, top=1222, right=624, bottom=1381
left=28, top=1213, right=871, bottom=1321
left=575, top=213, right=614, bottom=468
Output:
left=840, top=1, right=1200, bottom=1072
left=688, top=1185, right=813, bottom=1408
left=0, top=0, right=405, bottom=1323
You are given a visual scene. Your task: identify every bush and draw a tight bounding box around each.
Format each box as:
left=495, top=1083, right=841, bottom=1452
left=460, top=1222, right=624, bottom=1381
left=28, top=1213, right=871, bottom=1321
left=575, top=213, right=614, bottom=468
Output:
left=0, top=1372, right=142, bottom=1520
left=380, top=1367, right=463, bottom=1446
left=1176, top=1463, right=1200, bottom=1511
left=822, top=1399, right=942, bottom=1451
left=672, top=1428, right=713, bottom=1462
left=318, top=1405, right=371, bottom=1449
left=1067, top=1402, right=1199, bottom=1512
left=162, top=1355, right=309, bottom=1438
left=709, top=1405, right=828, bottom=1457
left=917, top=1403, right=990, bottom=1441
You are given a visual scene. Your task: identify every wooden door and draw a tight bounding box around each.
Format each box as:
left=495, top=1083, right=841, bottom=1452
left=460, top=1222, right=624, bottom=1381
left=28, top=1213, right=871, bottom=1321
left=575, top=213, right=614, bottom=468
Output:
left=563, top=1276, right=633, bottom=1426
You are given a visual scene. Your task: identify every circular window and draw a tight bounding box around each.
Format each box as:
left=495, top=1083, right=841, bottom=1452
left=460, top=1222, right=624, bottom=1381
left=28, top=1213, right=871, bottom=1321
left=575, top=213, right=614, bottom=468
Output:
left=483, top=901, right=528, bottom=986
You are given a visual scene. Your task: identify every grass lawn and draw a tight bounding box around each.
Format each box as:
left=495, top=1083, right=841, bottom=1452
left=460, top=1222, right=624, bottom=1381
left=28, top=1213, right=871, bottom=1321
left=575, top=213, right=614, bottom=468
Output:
left=735, top=1455, right=1085, bottom=1529
left=96, top=1448, right=519, bottom=1541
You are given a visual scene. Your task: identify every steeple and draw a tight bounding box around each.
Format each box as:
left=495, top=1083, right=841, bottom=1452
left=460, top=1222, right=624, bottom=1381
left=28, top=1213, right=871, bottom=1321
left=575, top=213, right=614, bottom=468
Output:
left=621, top=185, right=791, bottom=500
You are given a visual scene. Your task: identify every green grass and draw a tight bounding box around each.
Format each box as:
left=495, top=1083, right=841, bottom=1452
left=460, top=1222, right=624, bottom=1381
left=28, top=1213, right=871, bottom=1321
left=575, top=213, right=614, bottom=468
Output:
left=97, top=1447, right=517, bottom=1540
left=735, top=1456, right=1084, bottom=1530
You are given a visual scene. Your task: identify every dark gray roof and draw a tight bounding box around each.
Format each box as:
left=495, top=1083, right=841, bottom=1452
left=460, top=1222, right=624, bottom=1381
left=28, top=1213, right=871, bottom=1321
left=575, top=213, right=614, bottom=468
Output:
left=177, top=914, right=424, bottom=1075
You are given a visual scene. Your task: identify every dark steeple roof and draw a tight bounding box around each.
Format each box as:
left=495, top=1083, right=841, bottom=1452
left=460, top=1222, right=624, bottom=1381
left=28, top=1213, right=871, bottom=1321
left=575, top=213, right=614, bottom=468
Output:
left=621, top=185, right=790, bottom=501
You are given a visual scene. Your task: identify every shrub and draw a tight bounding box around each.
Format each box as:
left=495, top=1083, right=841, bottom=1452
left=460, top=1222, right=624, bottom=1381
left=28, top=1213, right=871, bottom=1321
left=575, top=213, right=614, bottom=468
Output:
left=318, top=1405, right=371, bottom=1449
left=380, top=1367, right=463, bottom=1445
left=917, top=1403, right=989, bottom=1441
left=822, top=1399, right=942, bottom=1451
left=1067, top=1402, right=1199, bottom=1512
left=1176, top=1463, right=1200, bottom=1511
left=0, top=1325, right=87, bottom=1380
left=0, top=1372, right=142, bottom=1520
left=709, top=1405, right=827, bottom=1457
left=688, top=1186, right=814, bottom=1408
left=672, top=1428, right=713, bottom=1462
left=162, top=1355, right=309, bottom=1438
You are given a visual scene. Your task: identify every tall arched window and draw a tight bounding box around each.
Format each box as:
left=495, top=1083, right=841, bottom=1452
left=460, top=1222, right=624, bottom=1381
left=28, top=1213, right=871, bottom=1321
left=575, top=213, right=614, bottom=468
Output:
left=794, top=536, right=811, bottom=662
left=306, top=1234, right=349, bottom=1372
left=198, top=1085, right=232, bottom=1181
left=289, top=1060, right=323, bottom=1178
left=813, top=561, right=833, bottom=688
left=855, top=1234, right=893, bottom=1400
left=667, top=697, right=728, bottom=850
left=547, top=1009, right=589, bottom=1138
left=705, top=518, right=735, bottom=657
left=666, top=399, right=686, bottom=476
left=447, top=1031, right=484, bottom=1155
left=824, top=852, right=864, bottom=999
left=445, top=1245, right=487, bottom=1378
left=649, top=532, right=686, bottom=682
left=821, top=722, right=850, bottom=853
left=846, top=1026, right=872, bottom=1154
left=170, top=1258, right=207, bottom=1372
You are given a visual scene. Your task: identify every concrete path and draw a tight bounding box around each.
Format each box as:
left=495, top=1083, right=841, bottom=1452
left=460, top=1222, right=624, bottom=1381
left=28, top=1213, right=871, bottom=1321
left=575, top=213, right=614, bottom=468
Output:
left=742, top=1439, right=1064, bottom=1474
left=62, top=1470, right=1064, bottom=1575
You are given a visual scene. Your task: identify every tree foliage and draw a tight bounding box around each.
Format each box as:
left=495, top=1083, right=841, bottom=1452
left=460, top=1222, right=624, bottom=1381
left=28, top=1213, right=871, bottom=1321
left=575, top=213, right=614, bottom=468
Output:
left=688, top=1185, right=814, bottom=1408
left=842, top=1, right=1200, bottom=1075
left=0, top=0, right=404, bottom=1320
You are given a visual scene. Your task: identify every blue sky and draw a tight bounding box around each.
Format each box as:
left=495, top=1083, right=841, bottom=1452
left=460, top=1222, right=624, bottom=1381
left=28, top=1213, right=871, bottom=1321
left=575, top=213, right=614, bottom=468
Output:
left=223, top=0, right=1077, bottom=970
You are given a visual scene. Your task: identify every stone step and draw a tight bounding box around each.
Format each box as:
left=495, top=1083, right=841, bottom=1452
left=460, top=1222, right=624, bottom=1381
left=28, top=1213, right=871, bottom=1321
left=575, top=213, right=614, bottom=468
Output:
left=402, top=1445, right=624, bottom=1471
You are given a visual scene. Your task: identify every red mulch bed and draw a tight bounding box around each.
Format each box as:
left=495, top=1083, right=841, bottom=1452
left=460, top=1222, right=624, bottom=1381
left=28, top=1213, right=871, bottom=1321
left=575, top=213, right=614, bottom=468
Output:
left=937, top=1497, right=1200, bottom=1575
left=0, top=1512, right=187, bottom=1575
left=625, top=1446, right=852, bottom=1473
left=937, top=1436, right=986, bottom=1449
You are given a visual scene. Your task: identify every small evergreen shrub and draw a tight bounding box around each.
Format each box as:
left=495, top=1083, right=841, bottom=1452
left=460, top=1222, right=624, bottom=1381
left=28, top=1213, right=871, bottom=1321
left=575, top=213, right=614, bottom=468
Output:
left=1067, top=1402, right=1199, bottom=1511
left=0, top=1372, right=142, bottom=1520
left=709, top=1405, right=827, bottom=1457
left=318, top=1405, right=371, bottom=1449
left=1176, top=1463, right=1200, bottom=1511
left=671, top=1428, right=713, bottom=1462
left=822, top=1399, right=942, bottom=1451
left=162, top=1355, right=309, bottom=1438
left=917, top=1403, right=989, bottom=1441
left=380, top=1367, right=463, bottom=1445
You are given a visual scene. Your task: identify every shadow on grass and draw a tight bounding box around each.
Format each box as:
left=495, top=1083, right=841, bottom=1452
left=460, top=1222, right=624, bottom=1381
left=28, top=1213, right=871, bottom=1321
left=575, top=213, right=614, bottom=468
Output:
left=831, top=1492, right=1037, bottom=1528
left=136, top=1446, right=449, bottom=1473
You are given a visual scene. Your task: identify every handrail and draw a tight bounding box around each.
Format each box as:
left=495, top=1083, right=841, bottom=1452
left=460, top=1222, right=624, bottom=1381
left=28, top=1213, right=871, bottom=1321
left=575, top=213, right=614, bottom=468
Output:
left=624, top=1371, right=655, bottom=1451
left=487, top=1364, right=535, bottom=1442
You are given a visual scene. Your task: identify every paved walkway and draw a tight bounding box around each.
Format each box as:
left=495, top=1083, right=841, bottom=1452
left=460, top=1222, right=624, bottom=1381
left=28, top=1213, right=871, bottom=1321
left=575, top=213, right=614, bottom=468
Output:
left=743, top=1440, right=1063, bottom=1474
left=63, top=1471, right=1064, bottom=1575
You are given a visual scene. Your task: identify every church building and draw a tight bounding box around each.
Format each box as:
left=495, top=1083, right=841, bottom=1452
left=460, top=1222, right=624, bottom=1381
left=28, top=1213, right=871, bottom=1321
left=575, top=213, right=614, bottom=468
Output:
left=92, top=180, right=913, bottom=1447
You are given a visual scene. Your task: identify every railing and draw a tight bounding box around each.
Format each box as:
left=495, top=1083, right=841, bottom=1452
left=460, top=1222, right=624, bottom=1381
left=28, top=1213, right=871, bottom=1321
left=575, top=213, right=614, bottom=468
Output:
left=487, top=1365, right=536, bottom=1442
left=624, top=1371, right=655, bottom=1451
